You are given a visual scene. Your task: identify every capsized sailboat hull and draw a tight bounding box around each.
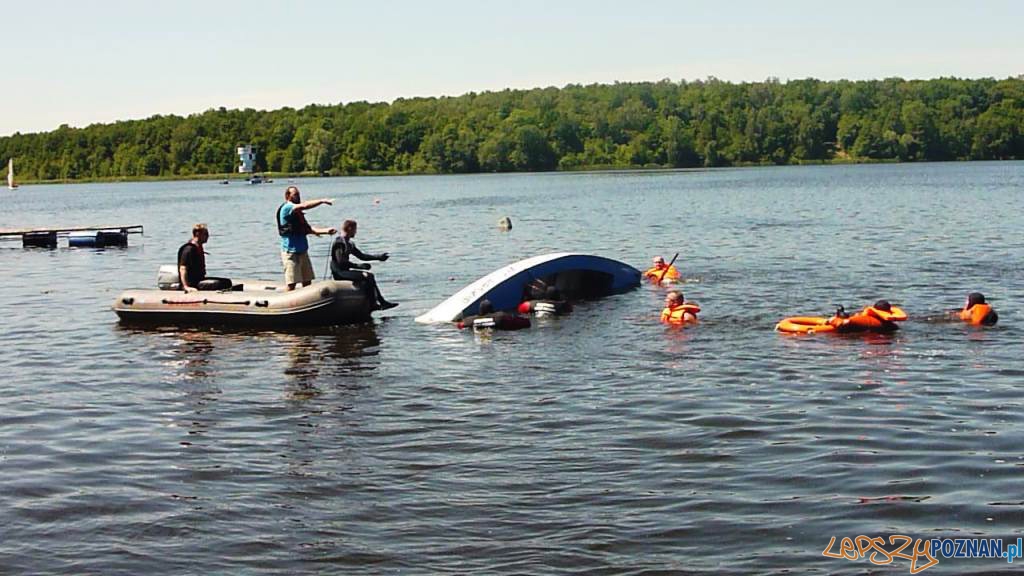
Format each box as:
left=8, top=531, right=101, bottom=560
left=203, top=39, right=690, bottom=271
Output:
left=415, top=252, right=641, bottom=323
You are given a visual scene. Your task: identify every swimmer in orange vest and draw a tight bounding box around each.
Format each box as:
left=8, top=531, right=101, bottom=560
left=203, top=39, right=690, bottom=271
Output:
left=644, top=256, right=680, bottom=284
left=827, top=300, right=907, bottom=333
left=955, top=292, right=998, bottom=326
left=660, top=290, right=700, bottom=325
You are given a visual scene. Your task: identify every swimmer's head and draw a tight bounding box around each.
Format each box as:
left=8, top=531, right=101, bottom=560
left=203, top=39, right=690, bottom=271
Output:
left=967, top=292, right=986, bottom=308
left=666, top=291, right=683, bottom=307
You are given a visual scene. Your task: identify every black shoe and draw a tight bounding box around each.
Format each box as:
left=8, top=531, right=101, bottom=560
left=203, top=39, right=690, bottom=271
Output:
left=378, top=300, right=399, bottom=310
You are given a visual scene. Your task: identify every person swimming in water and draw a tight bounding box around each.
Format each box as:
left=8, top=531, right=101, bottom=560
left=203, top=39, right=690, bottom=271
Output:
left=518, top=286, right=573, bottom=317
left=828, top=299, right=907, bottom=333
left=457, top=299, right=531, bottom=330
left=660, top=290, right=700, bottom=324
left=954, top=292, right=998, bottom=326
left=644, top=256, right=680, bottom=284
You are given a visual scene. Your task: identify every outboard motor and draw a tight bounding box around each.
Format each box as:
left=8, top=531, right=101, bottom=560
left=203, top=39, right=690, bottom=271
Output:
left=156, top=265, right=181, bottom=290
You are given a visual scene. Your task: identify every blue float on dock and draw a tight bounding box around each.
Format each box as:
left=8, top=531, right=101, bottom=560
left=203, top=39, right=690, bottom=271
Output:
left=0, top=224, right=142, bottom=248
left=68, top=229, right=129, bottom=248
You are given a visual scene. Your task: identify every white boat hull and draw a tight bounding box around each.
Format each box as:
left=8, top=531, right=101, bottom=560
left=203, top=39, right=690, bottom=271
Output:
left=416, top=253, right=641, bottom=323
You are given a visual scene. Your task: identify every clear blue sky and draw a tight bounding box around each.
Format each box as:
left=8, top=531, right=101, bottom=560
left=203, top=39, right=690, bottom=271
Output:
left=2, top=0, right=1021, bottom=136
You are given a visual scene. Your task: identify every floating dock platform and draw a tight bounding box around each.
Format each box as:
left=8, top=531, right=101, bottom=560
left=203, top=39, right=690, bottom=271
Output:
left=0, top=225, right=144, bottom=248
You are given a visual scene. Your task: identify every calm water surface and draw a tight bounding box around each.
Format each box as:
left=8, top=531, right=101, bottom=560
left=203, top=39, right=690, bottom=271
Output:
left=1, top=162, right=1023, bottom=574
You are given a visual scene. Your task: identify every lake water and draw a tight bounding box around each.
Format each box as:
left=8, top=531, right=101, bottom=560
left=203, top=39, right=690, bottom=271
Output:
left=1, top=162, right=1022, bottom=574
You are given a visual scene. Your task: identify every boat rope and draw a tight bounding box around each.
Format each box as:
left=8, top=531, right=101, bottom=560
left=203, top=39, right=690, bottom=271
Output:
left=160, top=299, right=252, bottom=306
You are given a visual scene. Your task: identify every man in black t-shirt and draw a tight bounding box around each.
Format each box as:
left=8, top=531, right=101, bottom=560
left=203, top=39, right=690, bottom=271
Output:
left=177, top=223, right=231, bottom=292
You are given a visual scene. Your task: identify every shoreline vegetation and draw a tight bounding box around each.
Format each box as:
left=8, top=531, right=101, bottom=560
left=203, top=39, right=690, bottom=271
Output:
left=3, top=77, right=1022, bottom=185
left=13, top=158, right=911, bottom=186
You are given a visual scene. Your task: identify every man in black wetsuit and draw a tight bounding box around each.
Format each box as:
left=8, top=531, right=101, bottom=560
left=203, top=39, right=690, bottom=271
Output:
left=177, top=223, right=231, bottom=292
left=457, top=300, right=531, bottom=330
left=518, top=286, right=573, bottom=317
left=330, top=219, right=398, bottom=310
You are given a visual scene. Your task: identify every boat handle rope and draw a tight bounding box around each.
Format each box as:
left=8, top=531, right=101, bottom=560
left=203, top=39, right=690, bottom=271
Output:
left=160, top=298, right=252, bottom=306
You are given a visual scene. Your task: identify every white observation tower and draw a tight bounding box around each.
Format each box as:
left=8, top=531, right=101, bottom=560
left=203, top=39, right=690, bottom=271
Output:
left=237, top=145, right=255, bottom=173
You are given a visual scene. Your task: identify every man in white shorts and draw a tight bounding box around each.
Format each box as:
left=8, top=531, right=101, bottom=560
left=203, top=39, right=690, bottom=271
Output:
left=277, top=186, right=335, bottom=290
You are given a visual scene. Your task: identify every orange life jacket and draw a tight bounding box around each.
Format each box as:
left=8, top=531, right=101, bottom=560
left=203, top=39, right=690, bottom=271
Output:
left=960, top=303, right=997, bottom=326
left=833, top=305, right=907, bottom=333
left=644, top=265, right=680, bottom=282
left=863, top=305, right=908, bottom=322
left=661, top=303, right=700, bottom=324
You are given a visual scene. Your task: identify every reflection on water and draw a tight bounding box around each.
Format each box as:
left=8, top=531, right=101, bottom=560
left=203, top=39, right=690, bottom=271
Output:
left=162, top=329, right=218, bottom=384
left=659, top=323, right=696, bottom=364
left=278, top=324, right=382, bottom=394
left=280, top=332, right=321, bottom=396
left=120, top=323, right=383, bottom=391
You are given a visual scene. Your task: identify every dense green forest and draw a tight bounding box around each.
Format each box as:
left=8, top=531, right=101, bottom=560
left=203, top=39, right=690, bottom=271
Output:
left=3, top=77, right=1023, bottom=181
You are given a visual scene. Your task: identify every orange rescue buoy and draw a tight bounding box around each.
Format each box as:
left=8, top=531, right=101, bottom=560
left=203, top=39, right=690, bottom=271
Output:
left=775, top=316, right=837, bottom=334
left=776, top=302, right=908, bottom=335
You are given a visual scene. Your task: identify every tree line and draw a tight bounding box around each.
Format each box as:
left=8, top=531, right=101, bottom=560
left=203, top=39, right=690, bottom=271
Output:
left=2, top=77, right=1023, bottom=181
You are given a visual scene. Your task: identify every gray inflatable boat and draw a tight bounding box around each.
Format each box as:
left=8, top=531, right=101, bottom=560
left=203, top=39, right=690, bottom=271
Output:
left=113, top=267, right=373, bottom=327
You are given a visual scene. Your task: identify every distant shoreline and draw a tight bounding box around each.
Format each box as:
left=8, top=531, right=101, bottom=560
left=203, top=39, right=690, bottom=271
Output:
left=4, top=78, right=1021, bottom=185
left=16, top=156, right=1001, bottom=186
